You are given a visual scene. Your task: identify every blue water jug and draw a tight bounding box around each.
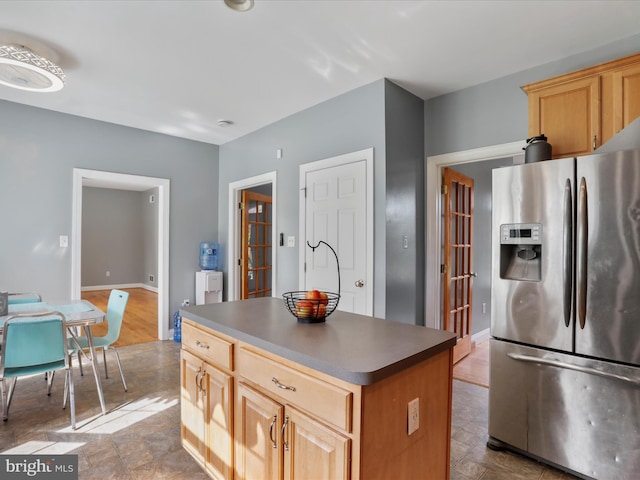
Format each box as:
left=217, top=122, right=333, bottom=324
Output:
left=173, top=310, right=182, bottom=342
left=200, top=242, right=218, bottom=270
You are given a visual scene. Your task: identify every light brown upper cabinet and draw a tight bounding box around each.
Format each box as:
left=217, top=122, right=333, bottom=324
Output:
left=523, top=52, right=640, bottom=159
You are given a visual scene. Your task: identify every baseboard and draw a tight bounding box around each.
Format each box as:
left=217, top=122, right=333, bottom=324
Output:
left=472, top=328, right=490, bottom=345
left=81, top=283, right=158, bottom=293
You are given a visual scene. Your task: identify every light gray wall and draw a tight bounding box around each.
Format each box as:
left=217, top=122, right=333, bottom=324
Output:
left=82, top=187, right=144, bottom=286
left=81, top=186, right=159, bottom=288
left=384, top=80, right=425, bottom=325
left=425, top=33, right=640, bottom=155
left=0, top=101, right=219, bottom=328
left=219, top=80, right=388, bottom=317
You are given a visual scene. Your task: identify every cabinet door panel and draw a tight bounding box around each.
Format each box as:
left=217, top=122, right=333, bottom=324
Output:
left=206, top=366, right=233, bottom=480
left=284, top=407, right=350, bottom=480
left=614, top=63, right=640, bottom=131
left=236, top=382, right=283, bottom=480
left=528, top=76, right=600, bottom=158
left=181, top=350, right=206, bottom=463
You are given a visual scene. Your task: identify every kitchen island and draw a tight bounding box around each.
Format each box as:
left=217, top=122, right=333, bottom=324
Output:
left=180, top=297, right=456, bottom=480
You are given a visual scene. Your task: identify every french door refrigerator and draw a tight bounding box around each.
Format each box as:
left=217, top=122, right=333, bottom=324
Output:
left=489, top=149, right=640, bottom=480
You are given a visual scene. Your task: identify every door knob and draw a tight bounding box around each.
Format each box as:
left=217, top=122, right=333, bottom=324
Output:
left=470, top=272, right=478, bottom=277
left=355, top=279, right=365, bottom=288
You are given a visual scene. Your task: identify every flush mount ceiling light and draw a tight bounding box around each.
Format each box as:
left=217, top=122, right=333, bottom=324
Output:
left=224, top=0, right=254, bottom=12
left=0, top=44, right=65, bottom=92
left=217, top=119, right=234, bottom=127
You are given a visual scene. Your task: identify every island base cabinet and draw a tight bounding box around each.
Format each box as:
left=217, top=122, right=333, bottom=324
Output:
left=284, top=407, right=351, bottom=480
left=235, top=382, right=284, bottom=480
left=181, top=349, right=233, bottom=480
left=235, top=382, right=351, bottom=480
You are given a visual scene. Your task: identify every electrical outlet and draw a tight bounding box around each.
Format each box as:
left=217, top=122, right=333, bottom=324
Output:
left=408, top=397, right=419, bottom=435
left=106, top=271, right=110, bottom=277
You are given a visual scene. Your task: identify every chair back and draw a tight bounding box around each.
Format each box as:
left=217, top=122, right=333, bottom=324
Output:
left=8, top=292, right=42, bottom=305
left=103, top=289, right=130, bottom=345
left=1, top=312, right=68, bottom=377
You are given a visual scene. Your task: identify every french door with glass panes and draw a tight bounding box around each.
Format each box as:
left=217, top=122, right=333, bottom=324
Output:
left=241, top=190, right=272, bottom=299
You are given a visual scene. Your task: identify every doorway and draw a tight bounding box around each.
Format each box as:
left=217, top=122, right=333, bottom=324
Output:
left=299, top=148, right=374, bottom=316
left=240, top=187, right=273, bottom=299
left=228, top=171, right=277, bottom=301
left=425, top=141, right=523, bottom=331
left=71, top=169, right=170, bottom=340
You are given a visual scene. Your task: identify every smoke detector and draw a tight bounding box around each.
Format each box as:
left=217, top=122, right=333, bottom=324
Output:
left=0, top=44, right=65, bottom=92
left=224, top=0, right=254, bottom=12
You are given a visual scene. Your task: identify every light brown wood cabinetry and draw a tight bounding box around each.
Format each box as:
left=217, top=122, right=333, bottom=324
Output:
left=180, top=314, right=454, bottom=480
left=181, top=323, right=233, bottom=480
left=523, top=52, right=640, bottom=159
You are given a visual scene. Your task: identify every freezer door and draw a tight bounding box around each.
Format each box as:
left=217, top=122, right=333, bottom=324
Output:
left=491, top=158, right=574, bottom=351
left=489, top=340, right=640, bottom=480
left=577, top=149, right=640, bottom=365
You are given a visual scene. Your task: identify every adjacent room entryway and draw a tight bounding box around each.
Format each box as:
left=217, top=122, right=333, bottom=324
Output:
left=81, top=287, right=158, bottom=346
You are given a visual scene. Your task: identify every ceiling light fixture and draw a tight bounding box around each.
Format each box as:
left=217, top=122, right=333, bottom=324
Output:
left=0, top=44, right=65, bottom=92
left=217, top=120, right=234, bottom=127
left=224, top=0, right=254, bottom=12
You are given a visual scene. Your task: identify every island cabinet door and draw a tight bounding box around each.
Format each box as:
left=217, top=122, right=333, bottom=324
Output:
left=181, top=350, right=206, bottom=464
left=205, top=364, right=233, bottom=480
left=236, top=382, right=284, bottom=480
left=283, top=406, right=351, bottom=480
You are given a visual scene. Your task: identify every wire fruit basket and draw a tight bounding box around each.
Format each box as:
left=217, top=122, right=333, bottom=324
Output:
left=282, top=290, right=340, bottom=323
left=283, top=240, right=341, bottom=323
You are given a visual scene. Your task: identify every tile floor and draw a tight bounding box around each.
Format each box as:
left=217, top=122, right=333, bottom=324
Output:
left=0, top=341, right=579, bottom=479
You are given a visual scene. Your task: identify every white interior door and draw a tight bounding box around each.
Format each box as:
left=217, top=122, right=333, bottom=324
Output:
left=300, top=151, right=371, bottom=315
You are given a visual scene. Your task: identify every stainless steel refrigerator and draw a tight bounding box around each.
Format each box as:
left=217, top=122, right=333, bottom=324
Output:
left=489, top=149, right=640, bottom=480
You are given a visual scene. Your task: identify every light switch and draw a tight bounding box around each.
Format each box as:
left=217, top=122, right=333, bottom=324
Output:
left=59, top=235, right=68, bottom=248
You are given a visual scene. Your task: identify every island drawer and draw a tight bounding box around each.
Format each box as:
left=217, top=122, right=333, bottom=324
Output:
left=237, top=346, right=353, bottom=432
left=182, top=319, right=233, bottom=371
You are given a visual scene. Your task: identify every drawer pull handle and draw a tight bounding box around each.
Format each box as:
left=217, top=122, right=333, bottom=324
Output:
left=272, top=377, right=296, bottom=392
left=269, top=415, right=277, bottom=448
left=195, top=340, right=210, bottom=349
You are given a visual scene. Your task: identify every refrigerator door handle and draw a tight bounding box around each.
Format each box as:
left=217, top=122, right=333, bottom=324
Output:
left=563, top=178, right=573, bottom=327
left=507, top=353, right=640, bottom=388
left=577, top=177, right=588, bottom=329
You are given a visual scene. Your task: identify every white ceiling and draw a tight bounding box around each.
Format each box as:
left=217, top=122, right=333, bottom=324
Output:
left=2, top=0, right=640, bottom=146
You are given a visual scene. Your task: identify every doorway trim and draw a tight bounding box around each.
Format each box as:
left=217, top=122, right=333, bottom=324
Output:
left=71, top=168, right=171, bottom=340
left=425, top=141, right=523, bottom=330
left=228, top=171, right=277, bottom=301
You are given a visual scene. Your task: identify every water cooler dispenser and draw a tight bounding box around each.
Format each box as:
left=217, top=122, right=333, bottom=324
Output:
left=196, top=270, right=223, bottom=305
left=195, top=242, right=222, bottom=305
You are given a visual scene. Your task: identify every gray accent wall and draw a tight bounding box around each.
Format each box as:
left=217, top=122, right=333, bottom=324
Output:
left=219, top=79, right=388, bottom=317
left=384, top=80, right=425, bottom=325
left=0, top=101, right=219, bottom=329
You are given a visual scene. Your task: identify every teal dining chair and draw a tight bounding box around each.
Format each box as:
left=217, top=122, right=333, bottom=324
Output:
left=72, top=289, right=130, bottom=391
left=0, top=311, right=76, bottom=429
left=7, top=292, right=42, bottom=304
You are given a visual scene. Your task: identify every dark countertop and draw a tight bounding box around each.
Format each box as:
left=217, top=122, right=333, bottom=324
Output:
left=181, top=297, right=456, bottom=385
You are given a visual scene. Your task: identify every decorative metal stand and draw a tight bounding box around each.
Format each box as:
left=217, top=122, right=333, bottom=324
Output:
left=282, top=240, right=341, bottom=323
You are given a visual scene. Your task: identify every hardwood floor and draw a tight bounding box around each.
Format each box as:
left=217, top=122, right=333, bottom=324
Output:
left=81, top=288, right=158, bottom=347
left=453, top=339, right=489, bottom=388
